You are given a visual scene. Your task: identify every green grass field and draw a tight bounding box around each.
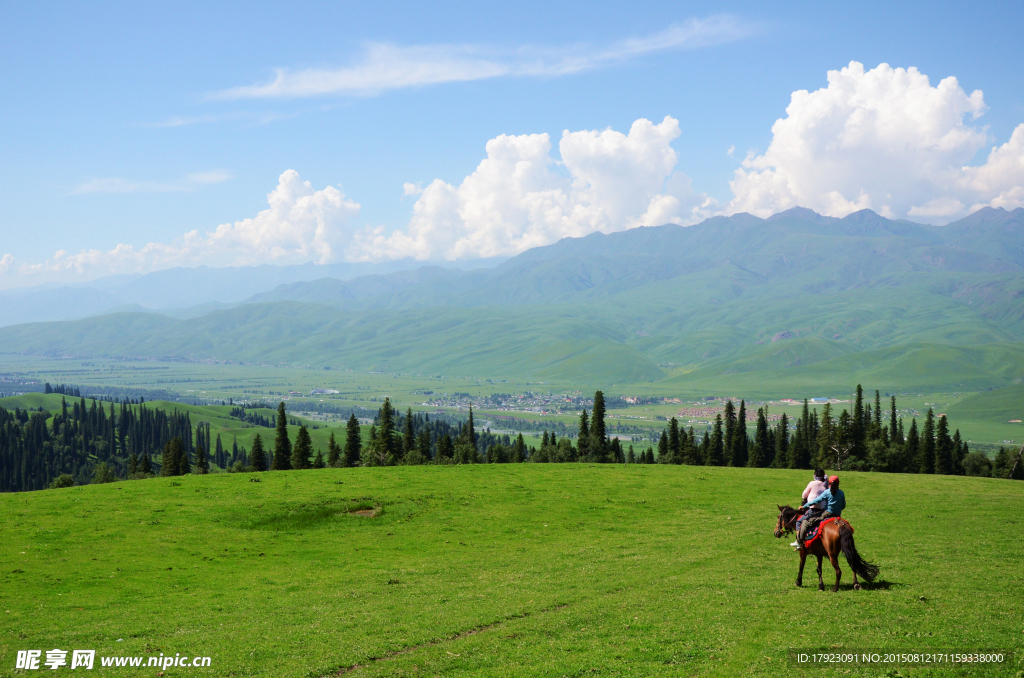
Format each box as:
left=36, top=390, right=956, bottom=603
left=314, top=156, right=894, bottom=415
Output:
left=2, top=466, right=1021, bottom=677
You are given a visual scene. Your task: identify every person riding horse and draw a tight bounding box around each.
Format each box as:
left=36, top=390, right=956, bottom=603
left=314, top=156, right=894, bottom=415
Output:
left=797, top=475, right=845, bottom=544
left=791, top=469, right=828, bottom=547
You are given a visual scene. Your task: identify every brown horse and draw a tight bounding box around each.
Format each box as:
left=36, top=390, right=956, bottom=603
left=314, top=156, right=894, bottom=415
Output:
left=774, top=505, right=879, bottom=592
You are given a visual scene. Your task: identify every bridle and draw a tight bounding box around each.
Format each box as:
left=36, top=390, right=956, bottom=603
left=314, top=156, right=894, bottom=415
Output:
left=774, top=507, right=800, bottom=538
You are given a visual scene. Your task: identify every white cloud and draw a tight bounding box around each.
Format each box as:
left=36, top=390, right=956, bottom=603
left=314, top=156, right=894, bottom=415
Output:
left=402, top=182, right=423, bottom=197
left=28, top=170, right=360, bottom=277
left=72, top=170, right=232, bottom=195
left=962, top=123, right=1024, bottom=211
left=214, top=16, right=756, bottom=99
left=0, top=254, right=13, bottom=274
left=726, top=61, right=1024, bottom=221
left=353, top=116, right=716, bottom=261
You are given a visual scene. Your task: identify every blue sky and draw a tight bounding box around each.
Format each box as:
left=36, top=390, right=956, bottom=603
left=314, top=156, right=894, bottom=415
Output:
left=2, top=0, right=1023, bottom=286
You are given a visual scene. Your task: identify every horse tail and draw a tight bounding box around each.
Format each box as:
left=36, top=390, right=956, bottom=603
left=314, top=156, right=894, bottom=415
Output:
left=839, top=523, right=879, bottom=582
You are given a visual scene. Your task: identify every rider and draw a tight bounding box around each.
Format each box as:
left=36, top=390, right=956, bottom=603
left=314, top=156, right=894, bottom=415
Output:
left=790, top=468, right=828, bottom=547
left=797, top=475, right=845, bottom=544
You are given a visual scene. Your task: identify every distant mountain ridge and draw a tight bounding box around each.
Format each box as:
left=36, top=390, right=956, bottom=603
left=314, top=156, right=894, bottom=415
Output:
left=1, top=206, right=1022, bottom=393
left=241, top=206, right=1024, bottom=311
left=0, top=258, right=501, bottom=327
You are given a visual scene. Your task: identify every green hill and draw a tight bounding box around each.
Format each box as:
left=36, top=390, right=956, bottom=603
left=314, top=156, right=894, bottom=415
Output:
left=1, top=207, right=1022, bottom=393
left=1, top=466, right=1020, bottom=676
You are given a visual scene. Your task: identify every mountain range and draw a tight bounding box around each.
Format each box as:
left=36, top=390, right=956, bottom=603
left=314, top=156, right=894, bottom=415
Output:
left=2, top=206, right=1022, bottom=394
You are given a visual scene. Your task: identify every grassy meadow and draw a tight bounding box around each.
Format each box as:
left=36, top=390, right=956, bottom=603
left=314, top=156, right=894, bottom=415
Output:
left=2, top=465, right=1021, bottom=677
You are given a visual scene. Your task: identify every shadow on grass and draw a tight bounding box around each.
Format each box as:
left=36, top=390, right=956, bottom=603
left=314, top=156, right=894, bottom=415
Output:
left=827, top=579, right=903, bottom=591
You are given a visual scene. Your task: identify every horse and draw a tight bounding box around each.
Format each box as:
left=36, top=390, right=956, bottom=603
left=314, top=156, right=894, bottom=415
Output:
left=774, top=505, right=879, bottom=592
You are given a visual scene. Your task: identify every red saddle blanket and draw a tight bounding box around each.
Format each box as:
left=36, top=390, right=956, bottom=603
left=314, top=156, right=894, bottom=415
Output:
left=803, top=517, right=849, bottom=547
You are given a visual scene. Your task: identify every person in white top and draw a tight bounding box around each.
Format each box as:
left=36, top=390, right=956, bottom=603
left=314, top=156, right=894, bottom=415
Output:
left=790, top=468, right=828, bottom=547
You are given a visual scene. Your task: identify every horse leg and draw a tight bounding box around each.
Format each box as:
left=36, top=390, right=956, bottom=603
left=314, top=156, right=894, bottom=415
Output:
left=816, top=555, right=824, bottom=591
left=828, top=551, right=842, bottom=592
left=796, top=549, right=806, bottom=587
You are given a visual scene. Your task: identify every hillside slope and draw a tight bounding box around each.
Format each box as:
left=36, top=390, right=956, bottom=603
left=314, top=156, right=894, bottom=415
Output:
left=1, top=466, right=1020, bottom=677
left=1, top=207, right=1022, bottom=391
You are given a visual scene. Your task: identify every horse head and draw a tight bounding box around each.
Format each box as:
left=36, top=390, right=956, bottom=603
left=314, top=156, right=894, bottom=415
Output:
left=774, top=505, right=799, bottom=538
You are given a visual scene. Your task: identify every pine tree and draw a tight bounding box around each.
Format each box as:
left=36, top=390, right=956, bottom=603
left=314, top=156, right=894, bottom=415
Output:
left=815, top=403, right=836, bottom=469
left=576, top=409, right=590, bottom=459
left=312, top=449, right=326, bottom=469
left=272, top=402, right=292, bottom=470
left=215, top=434, right=224, bottom=469
left=627, top=446, right=635, bottom=463
left=852, top=384, right=866, bottom=460
left=402, top=407, right=415, bottom=462
left=668, top=418, right=681, bottom=464
left=195, top=444, right=208, bottom=474
left=327, top=431, right=341, bottom=467
left=708, top=414, right=724, bottom=466
left=466, top=405, right=477, bottom=449
left=733, top=400, right=748, bottom=467
left=160, top=438, right=176, bottom=476
left=723, top=400, right=736, bottom=465
left=378, top=398, right=398, bottom=465
left=416, top=428, right=431, bottom=462
left=889, top=396, right=899, bottom=443
left=344, top=414, right=362, bottom=467
left=610, top=437, right=624, bottom=463
left=436, top=433, right=455, bottom=462
left=952, top=429, right=966, bottom=475
left=750, top=408, right=769, bottom=468
left=872, top=390, right=883, bottom=440
left=405, top=429, right=428, bottom=465
left=128, top=452, right=138, bottom=476
left=935, top=415, right=954, bottom=475
left=249, top=434, right=266, bottom=472
left=511, top=434, right=526, bottom=463
left=919, top=409, right=936, bottom=474
left=292, top=425, right=313, bottom=469
left=590, top=391, right=607, bottom=462
left=776, top=413, right=790, bottom=468
left=657, top=431, right=669, bottom=463
left=176, top=438, right=191, bottom=475
left=140, top=453, right=152, bottom=475
left=905, top=418, right=920, bottom=473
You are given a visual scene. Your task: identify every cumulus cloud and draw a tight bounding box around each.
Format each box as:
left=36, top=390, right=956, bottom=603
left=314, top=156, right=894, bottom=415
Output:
left=726, top=61, right=1024, bottom=220
left=27, top=171, right=360, bottom=277
left=72, top=170, right=232, bottom=195
left=354, top=116, right=716, bottom=261
left=0, top=254, right=13, bottom=274
left=215, top=16, right=756, bottom=99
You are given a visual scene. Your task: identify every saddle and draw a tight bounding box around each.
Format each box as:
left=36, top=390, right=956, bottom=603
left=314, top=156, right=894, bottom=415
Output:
left=803, top=517, right=849, bottom=547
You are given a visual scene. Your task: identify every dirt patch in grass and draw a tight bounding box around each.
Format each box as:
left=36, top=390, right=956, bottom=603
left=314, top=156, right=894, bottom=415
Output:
left=245, top=499, right=382, bottom=530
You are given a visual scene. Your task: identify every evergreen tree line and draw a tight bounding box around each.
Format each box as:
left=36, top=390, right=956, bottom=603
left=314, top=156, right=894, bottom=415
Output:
left=1, top=398, right=202, bottom=491
left=6, top=388, right=1021, bottom=492
left=43, top=383, right=81, bottom=397
left=650, top=386, right=1023, bottom=479
left=42, top=382, right=176, bottom=403
left=229, top=406, right=274, bottom=428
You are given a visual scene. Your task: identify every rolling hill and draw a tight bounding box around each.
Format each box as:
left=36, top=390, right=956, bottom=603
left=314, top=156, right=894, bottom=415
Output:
left=1, top=206, right=1022, bottom=393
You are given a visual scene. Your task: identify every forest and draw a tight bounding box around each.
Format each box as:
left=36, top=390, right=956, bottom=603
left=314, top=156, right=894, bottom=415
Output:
left=1, top=385, right=1021, bottom=492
